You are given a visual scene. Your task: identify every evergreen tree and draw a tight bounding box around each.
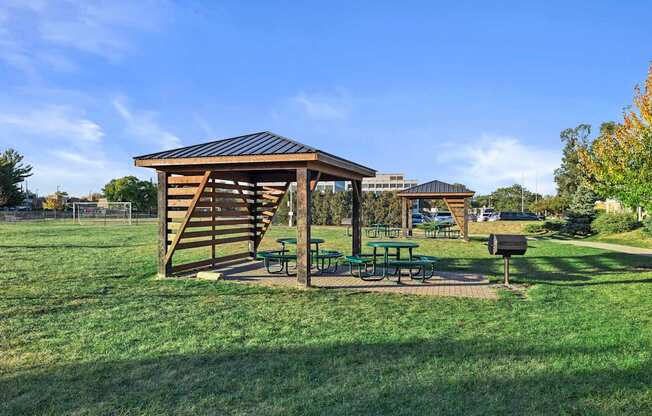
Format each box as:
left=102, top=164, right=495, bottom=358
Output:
left=564, top=182, right=597, bottom=235
left=330, top=191, right=346, bottom=225
left=0, top=149, right=33, bottom=207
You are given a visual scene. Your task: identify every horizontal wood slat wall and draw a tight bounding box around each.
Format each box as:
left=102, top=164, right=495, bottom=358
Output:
left=164, top=173, right=289, bottom=275
left=443, top=197, right=467, bottom=239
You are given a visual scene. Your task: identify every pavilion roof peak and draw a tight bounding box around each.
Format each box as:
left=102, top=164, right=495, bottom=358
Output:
left=133, top=131, right=319, bottom=160
left=399, top=179, right=474, bottom=195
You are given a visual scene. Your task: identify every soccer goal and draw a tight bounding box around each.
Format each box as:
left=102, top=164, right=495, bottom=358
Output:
left=73, top=202, right=132, bottom=225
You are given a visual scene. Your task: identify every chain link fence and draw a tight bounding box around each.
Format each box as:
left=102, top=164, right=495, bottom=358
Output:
left=0, top=210, right=157, bottom=224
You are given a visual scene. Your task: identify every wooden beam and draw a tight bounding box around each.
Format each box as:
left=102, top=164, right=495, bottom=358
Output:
left=352, top=180, right=362, bottom=255
left=401, top=197, right=409, bottom=237
left=211, top=178, right=216, bottom=267
left=136, top=153, right=318, bottom=167
left=176, top=235, right=250, bottom=250
left=164, top=171, right=211, bottom=266
left=157, top=171, right=171, bottom=277
left=249, top=182, right=258, bottom=258
left=135, top=151, right=376, bottom=178
left=463, top=197, right=470, bottom=241
left=314, top=152, right=376, bottom=178
left=255, top=182, right=289, bottom=250
left=310, top=171, right=322, bottom=192
left=407, top=199, right=413, bottom=237
left=296, top=168, right=311, bottom=287
left=307, top=160, right=366, bottom=181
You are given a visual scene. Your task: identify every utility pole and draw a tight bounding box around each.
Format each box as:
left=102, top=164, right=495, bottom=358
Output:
left=521, top=173, right=525, bottom=213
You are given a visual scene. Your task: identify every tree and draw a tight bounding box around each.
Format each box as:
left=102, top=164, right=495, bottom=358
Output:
left=103, top=176, right=157, bottom=212
left=475, top=184, right=541, bottom=212
left=554, top=124, right=592, bottom=201
left=579, top=64, right=652, bottom=216
left=564, top=183, right=598, bottom=235
left=42, top=191, right=68, bottom=210
left=0, top=149, right=33, bottom=207
left=530, top=195, right=566, bottom=216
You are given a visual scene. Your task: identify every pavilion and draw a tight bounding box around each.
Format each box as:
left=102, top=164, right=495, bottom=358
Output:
left=134, top=131, right=375, bottom=287
left=398, top=180, right=475, bottom=241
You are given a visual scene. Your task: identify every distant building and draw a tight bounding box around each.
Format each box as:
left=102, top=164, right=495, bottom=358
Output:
left=314, top=181, right=347, bottom=193
left=287, top=173, right=418, bottom=193
left=358, top=173, right=419, bottom=192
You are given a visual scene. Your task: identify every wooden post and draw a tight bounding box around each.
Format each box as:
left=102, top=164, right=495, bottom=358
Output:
left=463, top=197, right=470, bottom=241
left=249, top=181, right=258, bottom=258
left=157, top=171, right=171, bottom=277
left=296, top=168, right=312, bottom=287
left=352, top=180, right=362, bottom=255
left=211, top=178, right=216, bottom=267
left=503, top=255, right=510, bottom=285
left=401, top=197, right=408, bottom=237
left=407, top=199, right=413, bottom=237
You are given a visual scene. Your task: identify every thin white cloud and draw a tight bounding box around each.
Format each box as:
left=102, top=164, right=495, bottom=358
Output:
left=193, top=113, right=215, bottom=137
left=51, top=150, right=106, bottom=168
left=0, top=0, right=170, bottom=78
left=293, top=89, right=352, bottom=121
left=0, top=106, right=104, bottom=142
left=112, top=95, right=182, bottom=150
left=441, top=135, right=560, bottom=195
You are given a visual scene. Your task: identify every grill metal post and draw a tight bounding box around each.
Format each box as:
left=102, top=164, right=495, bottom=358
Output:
left=503, top=255, right=510, bottom=286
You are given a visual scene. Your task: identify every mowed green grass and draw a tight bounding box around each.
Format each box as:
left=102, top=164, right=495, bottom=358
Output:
left=587, top=228, right=652, bottom=249
left=1, top=222, right=652, bottom=415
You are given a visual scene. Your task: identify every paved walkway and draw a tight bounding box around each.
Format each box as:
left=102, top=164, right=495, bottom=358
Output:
left=218, top=261, right=497, bottom=300
left=547, top=239, right=652, bottom=256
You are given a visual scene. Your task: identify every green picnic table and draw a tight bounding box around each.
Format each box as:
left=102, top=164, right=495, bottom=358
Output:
left=276, top=237, right=339, bottom=273
left=276, top=237, right=325, bottom=253
left=366, top=241, right=419, bottom=278
left=366, top=223, right=400, bottom=238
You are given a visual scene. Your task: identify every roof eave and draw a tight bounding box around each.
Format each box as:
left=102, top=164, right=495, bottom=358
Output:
left=398, top=192, right=476, bottom=198
left=134, top=151, right=375, bottom=178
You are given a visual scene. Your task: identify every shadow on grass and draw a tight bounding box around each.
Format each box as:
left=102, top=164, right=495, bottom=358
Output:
left=2, top=339, right=650, bottom=415
left=438, top=251, right=652, bottom=286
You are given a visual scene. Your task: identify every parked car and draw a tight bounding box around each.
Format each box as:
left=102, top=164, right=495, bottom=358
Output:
left=412, top=212, right=427, bottom=226
left=489, top=212, right=541, bottom=221
left=477, top=208, right=495, bottom=222
left=432, top=212, right=454, bottom=225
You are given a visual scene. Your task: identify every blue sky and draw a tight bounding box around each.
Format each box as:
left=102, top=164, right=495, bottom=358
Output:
left=1, top=1, right=650, bottom=197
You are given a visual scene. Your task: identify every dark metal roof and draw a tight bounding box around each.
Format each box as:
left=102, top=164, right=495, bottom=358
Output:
left=133, top=131, right=375, bottom=174
left=399, top=180, right=474, bottom=194
left=134, top=131, right=317, bottom=160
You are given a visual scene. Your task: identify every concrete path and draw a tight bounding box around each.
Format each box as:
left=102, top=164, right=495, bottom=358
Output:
left=547, top=239, right=652, bottom=256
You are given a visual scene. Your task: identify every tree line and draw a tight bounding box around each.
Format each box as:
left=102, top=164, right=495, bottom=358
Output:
left=275, top=190, right=403, bottom=226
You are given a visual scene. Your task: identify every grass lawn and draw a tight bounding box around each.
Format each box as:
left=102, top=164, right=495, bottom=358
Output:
left=2, top=222, right=652, bottom=415
left=467, top=220, right=538, bottom=236
left=586, top=228, right=652, bottom=249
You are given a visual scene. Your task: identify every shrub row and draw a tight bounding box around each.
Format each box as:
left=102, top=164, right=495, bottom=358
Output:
left=524, top=219, right=564, bottom=234
left=591, top=213, right=640, bottom=234
left=642, top=216, right=652, bottom=236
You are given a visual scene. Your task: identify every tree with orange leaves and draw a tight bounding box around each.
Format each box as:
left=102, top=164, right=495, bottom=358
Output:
left=579, top=63, right=652, bottom=215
